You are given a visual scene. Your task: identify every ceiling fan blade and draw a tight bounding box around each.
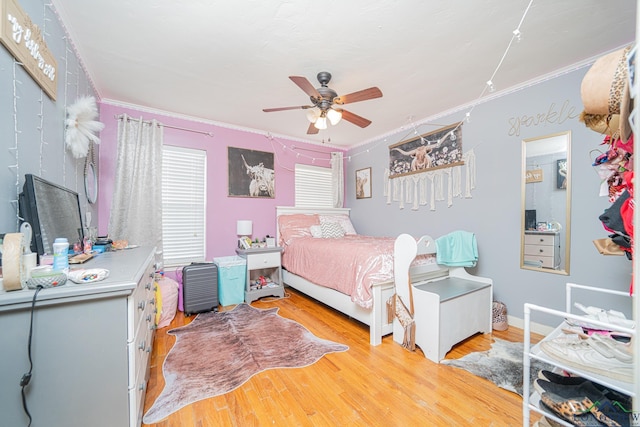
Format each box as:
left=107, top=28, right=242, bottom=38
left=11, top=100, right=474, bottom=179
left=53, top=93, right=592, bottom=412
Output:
left=289, top=76, right=321, bottom=99
left=307, top=122, right=319, bottom=134
left=263, top=105, right=312, bottom=112
left=333, top=87, right=383, bottom=105
left=341, top=109, right=372, bottom=128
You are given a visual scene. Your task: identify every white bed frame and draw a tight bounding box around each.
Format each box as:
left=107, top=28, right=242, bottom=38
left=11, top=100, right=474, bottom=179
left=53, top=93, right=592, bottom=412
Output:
left=276, top=206, right=447, bottom=346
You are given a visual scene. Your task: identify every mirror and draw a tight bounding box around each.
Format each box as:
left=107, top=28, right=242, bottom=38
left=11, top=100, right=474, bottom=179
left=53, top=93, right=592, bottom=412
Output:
left=84, top=161, right=98, bottom=204
left=521, top=131, right=571, bottom=275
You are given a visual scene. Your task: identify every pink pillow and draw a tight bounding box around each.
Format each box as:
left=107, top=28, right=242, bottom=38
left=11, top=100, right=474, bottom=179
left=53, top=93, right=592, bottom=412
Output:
left=278, top=214, right=320, bottom=246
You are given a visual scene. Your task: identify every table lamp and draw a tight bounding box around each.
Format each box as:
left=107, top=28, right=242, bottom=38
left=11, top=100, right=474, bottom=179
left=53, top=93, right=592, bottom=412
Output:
left=237, top=220, right=253, bottom=249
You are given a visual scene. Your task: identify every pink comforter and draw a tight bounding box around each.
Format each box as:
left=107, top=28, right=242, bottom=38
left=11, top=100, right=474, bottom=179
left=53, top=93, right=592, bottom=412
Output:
left=282, top=235, right=433, bottom=309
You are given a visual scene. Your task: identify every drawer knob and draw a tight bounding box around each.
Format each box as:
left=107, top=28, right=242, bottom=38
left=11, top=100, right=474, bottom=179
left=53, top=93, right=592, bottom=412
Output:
left=146, top=314, right=153, bottom=322
left=139, top=382, right=146, bottom=391
left=138, top=300, right=146, bottom=310
left=539, top=249, right=544, bottom=253
left=138, top=340, right=146, bottom=351
left=149, top=298, right=155, bottom=306
left=145, top=282, right=152, bottom=290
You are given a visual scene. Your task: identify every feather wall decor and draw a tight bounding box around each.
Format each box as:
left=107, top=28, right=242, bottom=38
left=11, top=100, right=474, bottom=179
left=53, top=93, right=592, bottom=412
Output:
left=65, top=96, right=105, bottom=159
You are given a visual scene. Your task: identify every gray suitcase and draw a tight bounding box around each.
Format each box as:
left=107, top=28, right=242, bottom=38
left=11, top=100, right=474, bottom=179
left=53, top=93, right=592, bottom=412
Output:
left=182, top=263, right=218, bottom=316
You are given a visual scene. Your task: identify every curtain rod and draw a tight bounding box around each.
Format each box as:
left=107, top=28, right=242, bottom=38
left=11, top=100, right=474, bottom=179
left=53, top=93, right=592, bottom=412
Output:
left=114, top=114, right=214, bottom=137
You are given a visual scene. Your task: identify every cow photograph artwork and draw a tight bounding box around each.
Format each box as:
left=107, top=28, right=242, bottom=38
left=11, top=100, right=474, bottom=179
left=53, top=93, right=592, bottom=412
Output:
left=356, top=167, right=371, bottom=199
left=388, top=123, right=463, bottom=178
left=228, top=147, right=275, bottom=198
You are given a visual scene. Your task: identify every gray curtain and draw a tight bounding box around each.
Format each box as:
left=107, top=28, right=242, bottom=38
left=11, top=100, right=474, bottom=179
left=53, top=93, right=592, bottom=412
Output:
left=108, top=114, right=164, bottom=265
left=331, top=152, right=344, bottom=208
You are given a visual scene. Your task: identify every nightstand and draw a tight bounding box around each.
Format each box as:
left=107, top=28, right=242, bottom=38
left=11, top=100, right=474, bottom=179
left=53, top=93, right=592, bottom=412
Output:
left=235, top=247, right=285, bottom=303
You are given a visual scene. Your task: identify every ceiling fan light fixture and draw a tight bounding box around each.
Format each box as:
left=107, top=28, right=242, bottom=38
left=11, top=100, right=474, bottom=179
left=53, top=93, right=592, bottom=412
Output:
left=306, top=109, right=319, bottom=123
left=327, top=108, right=342, bottom=125
left=314, top=115, right=328, bottom=130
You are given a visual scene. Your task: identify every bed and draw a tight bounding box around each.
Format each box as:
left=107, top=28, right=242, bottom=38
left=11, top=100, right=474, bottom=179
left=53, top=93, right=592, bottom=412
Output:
left=276, top=206, right=448, bottom=345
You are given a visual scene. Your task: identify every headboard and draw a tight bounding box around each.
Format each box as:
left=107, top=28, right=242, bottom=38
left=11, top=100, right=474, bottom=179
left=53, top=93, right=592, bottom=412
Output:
left=275, top=206, right=351, bottom=245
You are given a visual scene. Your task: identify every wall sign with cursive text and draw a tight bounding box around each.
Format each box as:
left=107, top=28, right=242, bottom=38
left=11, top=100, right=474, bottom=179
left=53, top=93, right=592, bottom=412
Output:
left=0, top=0, right=57, bottom=100
left=508, top=100, right=578, bottom=137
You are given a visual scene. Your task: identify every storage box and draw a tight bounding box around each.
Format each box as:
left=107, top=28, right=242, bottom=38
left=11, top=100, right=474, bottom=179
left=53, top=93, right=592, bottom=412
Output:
left=213, top=256, right=246, bottom=305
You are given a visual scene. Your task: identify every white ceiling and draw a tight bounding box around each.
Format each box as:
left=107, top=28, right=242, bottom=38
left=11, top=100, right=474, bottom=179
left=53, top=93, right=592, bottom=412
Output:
left=51, top=0, right=637, bottom=148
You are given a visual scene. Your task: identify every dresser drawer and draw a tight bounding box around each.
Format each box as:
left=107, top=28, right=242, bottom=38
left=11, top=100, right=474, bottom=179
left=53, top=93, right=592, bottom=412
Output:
left=524, top=244, right=555, bottom=257
left=524, top=254, right=555, bottom=269
left=246, top=251, right=280, bottom=269
left=524, top=234, right=555, bottom=246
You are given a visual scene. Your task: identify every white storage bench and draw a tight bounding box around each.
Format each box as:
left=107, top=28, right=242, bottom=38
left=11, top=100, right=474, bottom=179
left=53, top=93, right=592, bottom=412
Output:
left=392, top=234, right=493, bottom=363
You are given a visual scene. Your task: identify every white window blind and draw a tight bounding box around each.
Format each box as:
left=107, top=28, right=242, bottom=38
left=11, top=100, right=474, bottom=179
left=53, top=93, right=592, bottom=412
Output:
left=162, top=145, right=207, bottom=267
left=295, top=164, right=333, bottom=208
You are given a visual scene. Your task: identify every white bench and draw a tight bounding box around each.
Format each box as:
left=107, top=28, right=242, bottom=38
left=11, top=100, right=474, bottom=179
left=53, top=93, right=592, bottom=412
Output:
left=392, top=234, right=493, bottom=363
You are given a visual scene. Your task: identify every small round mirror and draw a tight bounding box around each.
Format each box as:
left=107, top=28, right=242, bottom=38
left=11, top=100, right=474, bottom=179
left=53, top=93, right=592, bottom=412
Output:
left=85, top=161, right=98, bottom=204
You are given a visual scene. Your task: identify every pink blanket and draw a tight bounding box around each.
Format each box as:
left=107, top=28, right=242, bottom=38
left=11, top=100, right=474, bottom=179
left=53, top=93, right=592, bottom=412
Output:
left=282, top=235, right=433, bottom=309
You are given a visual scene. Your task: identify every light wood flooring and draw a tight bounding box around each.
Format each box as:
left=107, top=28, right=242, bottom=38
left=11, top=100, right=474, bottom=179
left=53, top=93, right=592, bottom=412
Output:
left=143, top=287, right=543, bottom=427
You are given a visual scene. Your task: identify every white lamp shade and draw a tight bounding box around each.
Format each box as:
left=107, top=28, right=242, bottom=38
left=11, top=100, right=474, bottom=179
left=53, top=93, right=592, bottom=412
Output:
left=236, top=220, right=253, bottom=236
left=327, top=108, right=342, bottom=125
left=314, top=116, right=327, bottom=130
left=306, top=108, right=319, bottom=123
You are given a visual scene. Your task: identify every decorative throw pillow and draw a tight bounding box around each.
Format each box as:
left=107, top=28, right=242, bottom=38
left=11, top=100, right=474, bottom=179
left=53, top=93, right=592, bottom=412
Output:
left=320, top=214, right=357, bottom=235
left=310, top=225, right=322, bottom=238
left=321, top=222, right=345, bottom=239
left=278, top=214, right=320, bottom=246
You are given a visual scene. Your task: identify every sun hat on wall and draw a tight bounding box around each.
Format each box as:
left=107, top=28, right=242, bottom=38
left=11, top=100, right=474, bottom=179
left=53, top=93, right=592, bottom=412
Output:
left=580, top=46, right=633, bottom=140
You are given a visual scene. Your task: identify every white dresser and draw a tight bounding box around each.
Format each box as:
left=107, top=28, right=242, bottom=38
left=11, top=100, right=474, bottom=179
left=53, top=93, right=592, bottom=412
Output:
left=523, top=231, right=560, bottom=269
left=0, top=246, right=156, bottom=427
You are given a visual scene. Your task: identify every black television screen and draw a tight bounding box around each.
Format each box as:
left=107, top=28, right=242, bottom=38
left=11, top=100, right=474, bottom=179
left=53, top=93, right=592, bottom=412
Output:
left=19, top=174, right=84, bottom=255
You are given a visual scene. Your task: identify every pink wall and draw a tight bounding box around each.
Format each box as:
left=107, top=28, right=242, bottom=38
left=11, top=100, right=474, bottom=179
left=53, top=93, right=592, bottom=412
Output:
left=98, top=103, right=342, bottom=262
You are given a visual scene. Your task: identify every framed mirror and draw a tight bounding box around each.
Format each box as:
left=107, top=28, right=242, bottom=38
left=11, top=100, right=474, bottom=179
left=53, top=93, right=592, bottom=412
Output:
left=84, top=161, right=98, bottom=204
left=521, top=131, right=571, bottom=274
left=84, top=142, right=98, bottom=204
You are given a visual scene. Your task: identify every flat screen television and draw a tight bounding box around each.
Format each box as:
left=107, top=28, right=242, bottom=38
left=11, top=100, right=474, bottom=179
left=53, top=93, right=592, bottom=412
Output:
left=19, top=174, right=84, bottom=255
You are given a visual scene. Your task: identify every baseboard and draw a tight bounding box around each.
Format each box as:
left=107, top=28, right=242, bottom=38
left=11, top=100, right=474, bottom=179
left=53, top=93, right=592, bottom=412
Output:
left=507, top=315, right=555, bottom=336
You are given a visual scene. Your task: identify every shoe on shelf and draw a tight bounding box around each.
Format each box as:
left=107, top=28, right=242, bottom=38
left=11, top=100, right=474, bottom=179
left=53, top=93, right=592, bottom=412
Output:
left=537, top=370, right=632, bottom=408
left=567, top=302, right=636, bottom=330
left=539, top=392, right=620, bottom=427
left=540, top=337, right=633, bottom=383
left=534, top=379, right=631, bottom=424
left=589, top=334, right=633, bottom=363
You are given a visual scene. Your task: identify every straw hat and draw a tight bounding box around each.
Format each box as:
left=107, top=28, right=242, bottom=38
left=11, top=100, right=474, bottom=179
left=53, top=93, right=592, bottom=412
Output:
left=581, top=46, right=633, bottom=140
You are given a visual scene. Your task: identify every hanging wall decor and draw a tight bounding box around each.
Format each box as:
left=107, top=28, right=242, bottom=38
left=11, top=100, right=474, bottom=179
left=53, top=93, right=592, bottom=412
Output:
left=356, top=167, right=371, bottom=199
left=65, top=96, right=105, bottom=159
left=384, top=149, right=476, bottom=211
left=228, top=147, right=275, bottom=198
left=0, top=0, right=57, bottom=100
left=389, top=123, right=464, bottom=178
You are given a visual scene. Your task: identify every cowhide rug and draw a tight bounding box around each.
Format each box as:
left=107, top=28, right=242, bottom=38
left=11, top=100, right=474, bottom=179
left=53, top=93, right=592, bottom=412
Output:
left=441, top=337, right=553, bottom=397
left=143, top=303, right=348, bottom=424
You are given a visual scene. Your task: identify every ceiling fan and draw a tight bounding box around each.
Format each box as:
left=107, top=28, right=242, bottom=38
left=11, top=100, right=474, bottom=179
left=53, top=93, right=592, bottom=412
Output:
left=263, top=71, right=383, bottom=134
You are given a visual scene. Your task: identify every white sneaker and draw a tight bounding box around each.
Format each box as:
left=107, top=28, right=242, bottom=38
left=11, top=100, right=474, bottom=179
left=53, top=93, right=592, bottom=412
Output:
left=540, top=336, right=633, bottom=383
left=571, top=302, right=636, bottom=329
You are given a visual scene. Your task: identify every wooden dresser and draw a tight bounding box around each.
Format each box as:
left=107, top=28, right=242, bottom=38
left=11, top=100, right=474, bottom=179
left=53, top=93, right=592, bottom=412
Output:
left=0, top=246, right=156, bottom=427
left=523, top=231, right=560, bottom=269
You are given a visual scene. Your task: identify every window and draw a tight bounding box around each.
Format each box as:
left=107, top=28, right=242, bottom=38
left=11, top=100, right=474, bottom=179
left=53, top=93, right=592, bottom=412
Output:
left=161, top=145, right=206, bottom=267
left=295, top=164, right=333, bottom=208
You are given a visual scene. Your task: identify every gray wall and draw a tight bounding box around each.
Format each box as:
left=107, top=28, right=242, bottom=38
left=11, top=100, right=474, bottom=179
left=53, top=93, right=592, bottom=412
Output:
left=0, top=0, right=97, bottom=238
left=345, top=68, right=633, bottom=327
